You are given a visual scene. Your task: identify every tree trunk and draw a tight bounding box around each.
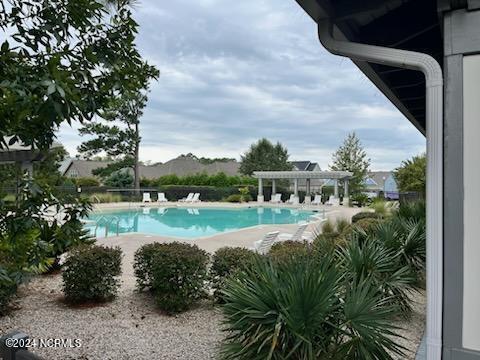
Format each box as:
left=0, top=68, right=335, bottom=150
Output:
left=134, top=122, right=140, bottom=195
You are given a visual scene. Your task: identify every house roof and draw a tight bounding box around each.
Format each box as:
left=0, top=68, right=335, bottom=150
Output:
left=291, top=161, right=311, bottom=171
left=306, top=162, right=319, bottom=171
left=293, top=0, right=459, bottom=135
left=61, top=156, right=241, bottom=179
left=0, top=137, right=62, bottom=163
left=253, top=170, right=352, bottom=180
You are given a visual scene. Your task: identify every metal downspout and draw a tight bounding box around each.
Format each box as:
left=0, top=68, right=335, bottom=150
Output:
left=318, top=20, right=443, bottom=360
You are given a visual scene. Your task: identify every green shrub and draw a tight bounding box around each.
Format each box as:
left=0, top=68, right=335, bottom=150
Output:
left=225, top=194, right=252, bottom=203
left=133, top=242, right=164, bottom=290
left=321, top=219, right=336, bottom=234
left=88, top=192, right=123, bottom=203
left=104, top=170, right=133, bottom=188
left=335, top=217, right=352, bottom=235
left=312, top=232, right=347, bottom=258
left=151, top=172, right=257, bottom=187
left=354, top=218, right=379, bottom=232
left=210, top=247, right=256, bottom=302
left=0, top=268, right=18, bottom=315
left=268, top=240, right=310, bottom=263
left=75, top=177, right=100, bottom=187
left=62, top=245, right=122, bottom=304
left=351, top=211, right=381, bottom=223
left=221, top=257, right=405, bottom=359
left=351, top=192, right=370, bottom=207
left=134, top=242, right=209, bottom=314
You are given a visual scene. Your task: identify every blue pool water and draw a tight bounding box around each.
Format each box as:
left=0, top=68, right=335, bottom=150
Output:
left=85, top=207, right=318, bottom=238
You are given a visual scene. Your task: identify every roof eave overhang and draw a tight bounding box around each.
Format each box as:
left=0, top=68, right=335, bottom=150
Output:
left=294, top=0, right=426, bottom=136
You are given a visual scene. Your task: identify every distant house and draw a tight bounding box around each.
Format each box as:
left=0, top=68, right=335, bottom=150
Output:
left=290, top=161, right=320, bottom=172
left=60, top=155, right=241, bottom=181
left=289, top=161, right=323, bottom=192
left=363, top=171, right=399, bottom=199
left=60, top=159, right=112, bottom=179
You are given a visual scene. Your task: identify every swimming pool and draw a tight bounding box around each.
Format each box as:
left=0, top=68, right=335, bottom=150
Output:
left=85, top=207, right=320, bottom=238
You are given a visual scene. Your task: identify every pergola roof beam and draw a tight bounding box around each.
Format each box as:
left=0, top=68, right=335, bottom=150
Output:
left=253, top=171, right=352, bottom=180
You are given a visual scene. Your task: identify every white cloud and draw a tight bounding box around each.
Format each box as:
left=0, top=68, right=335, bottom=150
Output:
left=56, top=0, right=426, bottom=171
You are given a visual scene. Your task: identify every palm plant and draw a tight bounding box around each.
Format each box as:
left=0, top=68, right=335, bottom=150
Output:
left=220, top=257, right=405, bottom=359
left=379, top=218, right=426, bottom=274
left=339, top=235, right=416, bottom=316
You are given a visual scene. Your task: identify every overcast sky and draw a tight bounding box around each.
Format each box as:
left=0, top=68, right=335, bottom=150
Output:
left=57, top=0, right=425, bottom=170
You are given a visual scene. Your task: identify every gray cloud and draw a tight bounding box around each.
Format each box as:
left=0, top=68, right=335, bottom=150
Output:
left=58, top=0, right=425, bottom=170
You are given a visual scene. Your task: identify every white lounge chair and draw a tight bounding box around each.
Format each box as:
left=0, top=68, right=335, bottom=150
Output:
left=302, top=219, right=327, bottom=242
left=286, top=194, right=299, bottom=205
left=191, top=193, right=201, bottom=203
left=252, top=231, right=280, bottom=255
left=157, top=193, right=168, bottom=202
left=312, top=194, right=322, bottom=205
left=142, top=192, right=151, bottom=203
left=326, top=195, right=340, bottom=206
left=179, top=193, right=194, bottom=202
left=269, top=193, right=282, bottom=203
left=278, top=223, right=309, bottom=242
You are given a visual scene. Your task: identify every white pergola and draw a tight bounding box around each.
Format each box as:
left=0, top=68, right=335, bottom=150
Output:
left=0, top=137, right=62, bottom=176
left=253, top=170, right=353, bottom=205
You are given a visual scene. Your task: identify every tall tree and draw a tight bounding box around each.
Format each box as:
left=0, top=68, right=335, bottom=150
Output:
left=330, top=132, right=371, bottom=193
left=239, top=138, right=293, bottom=176
left=394, top=153, right=426, bottom=195
left=0, top=0, right=158, bottom=150
left=77, top=90, right=153, bottom=191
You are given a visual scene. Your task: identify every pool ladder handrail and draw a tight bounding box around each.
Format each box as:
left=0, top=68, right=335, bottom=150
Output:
left=94, top=216, right=120, bottom=238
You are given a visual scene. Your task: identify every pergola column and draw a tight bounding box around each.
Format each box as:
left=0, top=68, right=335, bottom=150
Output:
left=294, top=178, right=298, bottom=196
left=257, top=177, right=264, bottom=203
left=343, top=179, right=349, bottom=206
left=333, top=179, right=339, bottom=198
left=272, top=179, right=276, bottom=196
left=305, top=178, right=311, bottom=204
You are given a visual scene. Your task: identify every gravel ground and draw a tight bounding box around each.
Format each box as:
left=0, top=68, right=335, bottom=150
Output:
left=393, top=290, right=427, bottom=360
left=0, top=274, right=425, bottom=360
left=0, top=274, right=224, bottom=360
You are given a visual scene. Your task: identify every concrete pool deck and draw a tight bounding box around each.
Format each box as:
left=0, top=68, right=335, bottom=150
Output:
left=95, top=203, right=363, bottom=290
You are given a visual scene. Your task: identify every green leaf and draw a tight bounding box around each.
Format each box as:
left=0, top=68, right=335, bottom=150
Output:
left=47, top=83, right=56, bottom=95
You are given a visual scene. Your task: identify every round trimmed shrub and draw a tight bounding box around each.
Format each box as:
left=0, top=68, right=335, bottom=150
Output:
left=268, top=241, right=310, bottom=263
left=351, top=211, right=381, bottom=223
left=210, top=247, right=256, bottom=302
left=134, top=242, right=209, bottom=314
left=133, top=242, right=164, bottom=291
left=62, top=245, right=122, bottom=304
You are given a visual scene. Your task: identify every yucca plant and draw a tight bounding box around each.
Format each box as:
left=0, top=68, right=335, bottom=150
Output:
left=220, top=257, right=405, bottom=359
left=379, top=218, right=426, bottom=274
left=339, top=235, right=416, bottom=316
left=396, top=200, right=426, bottom=223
